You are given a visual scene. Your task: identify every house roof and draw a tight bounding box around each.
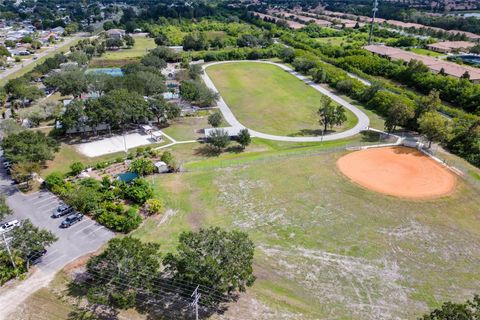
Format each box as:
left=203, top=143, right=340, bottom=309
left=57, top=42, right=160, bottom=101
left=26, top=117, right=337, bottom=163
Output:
left=427, top=41, right=476, bottom=51
left=106, top=28, right=125, bottom=35
left=364, top=45, right=480, bottom=81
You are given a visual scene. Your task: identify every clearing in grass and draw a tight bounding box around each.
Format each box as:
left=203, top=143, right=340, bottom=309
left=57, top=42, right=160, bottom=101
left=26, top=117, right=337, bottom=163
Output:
left=205, top=62, right=357, bottom=136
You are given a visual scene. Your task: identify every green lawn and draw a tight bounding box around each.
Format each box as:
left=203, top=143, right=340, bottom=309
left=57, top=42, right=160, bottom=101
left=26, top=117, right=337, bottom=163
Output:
left=96, top=35, right=156, bottom=61
left=206, top=62, right=358, bottom=136
left=409, top=48, right=444, bottom=57
left=162, top=116, right=210, bottom=141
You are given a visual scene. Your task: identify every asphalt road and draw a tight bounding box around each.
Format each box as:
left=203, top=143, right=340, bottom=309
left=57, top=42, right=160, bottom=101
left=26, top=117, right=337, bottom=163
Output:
left=202, top=60, right=370, bottom=142
left=0, top=161, right=114, bottom=319
left=0, top=36, right=80, bottom=82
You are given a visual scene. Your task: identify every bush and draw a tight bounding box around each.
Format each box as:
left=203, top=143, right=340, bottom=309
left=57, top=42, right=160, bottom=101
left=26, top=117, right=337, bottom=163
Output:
left=208, top=112, right=222, bottom=128
left=69, top=162, right=85, bottom=176
left=161, top=151, right=174, bottom=166
left=128, top=158, right=156, bottom=176
left=124, top=178, right=154, bottom=204
left=144, top=199, right=164, bottom=215
left=97, top=204, right=142, bottom=233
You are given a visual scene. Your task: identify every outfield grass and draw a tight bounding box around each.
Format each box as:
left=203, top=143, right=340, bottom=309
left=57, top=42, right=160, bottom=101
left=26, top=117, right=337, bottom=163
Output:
left=206, top=62, right=358, bottom=136
left=128, top=149, right=480, bottom=319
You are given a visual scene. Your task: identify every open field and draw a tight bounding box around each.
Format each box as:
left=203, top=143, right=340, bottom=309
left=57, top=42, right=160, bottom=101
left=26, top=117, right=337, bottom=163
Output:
left=11, top=135, right=480, bottom=319
left=90, top=35, right=155, bottom=67
left=130, top=148, right=480, bottom=319
left=206, top=62, right=358, bottom=136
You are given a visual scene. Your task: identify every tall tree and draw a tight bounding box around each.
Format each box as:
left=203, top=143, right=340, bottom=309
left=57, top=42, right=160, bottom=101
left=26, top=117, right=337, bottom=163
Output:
left=163, top=227, right=256, bottom=304
left=318, top=96, right=347, bottom=132
left=10, top=219, right=57, bottom=268
left=384, top=101, right=415, bottom=133
left=418, top=111, right=450, bottom=148
left=1, top=131, right=59, bottom=164
left=85, top=237, right=161, bottom=309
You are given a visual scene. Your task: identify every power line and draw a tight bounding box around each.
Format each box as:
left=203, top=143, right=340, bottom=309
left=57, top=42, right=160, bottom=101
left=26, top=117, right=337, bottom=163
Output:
left=368, top=0, right=379, bottom=45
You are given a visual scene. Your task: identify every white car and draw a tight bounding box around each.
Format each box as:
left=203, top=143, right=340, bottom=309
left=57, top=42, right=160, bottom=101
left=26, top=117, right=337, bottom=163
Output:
left=0, top=219, right=20, bottom=234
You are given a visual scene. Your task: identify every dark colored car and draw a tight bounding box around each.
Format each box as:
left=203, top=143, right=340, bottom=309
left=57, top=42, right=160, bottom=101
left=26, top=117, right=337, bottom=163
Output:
left=27, top=249, right=47, bottom=264
left=52, top=204, right=73, bottom=218
left=60, top=213, right=84, bottom=228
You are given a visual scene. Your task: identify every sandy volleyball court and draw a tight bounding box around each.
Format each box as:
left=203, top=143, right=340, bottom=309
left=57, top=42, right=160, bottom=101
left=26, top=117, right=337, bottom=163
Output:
left=337, top=146, right=457, bottom=199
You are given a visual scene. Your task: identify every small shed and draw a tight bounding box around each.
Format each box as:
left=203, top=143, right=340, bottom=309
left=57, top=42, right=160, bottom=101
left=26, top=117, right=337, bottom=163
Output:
left=154, top=161, right=169, bottom=173
left=141, top=125, right=153, bottom=134
left=151, top=131, right=163, bottom=142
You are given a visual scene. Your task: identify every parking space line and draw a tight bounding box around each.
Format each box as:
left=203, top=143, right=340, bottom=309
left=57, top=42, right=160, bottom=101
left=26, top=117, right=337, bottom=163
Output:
left=80, top=225, right=105, bottom=238
left=68, top=219, right=93, bottom=231
left=29, top=192, right=53, bottom=200
left=73, top=221, right=97, bottom=235
left=38, top=201, right=59, bottom=210
left=31, top=195, right=57, bottom=205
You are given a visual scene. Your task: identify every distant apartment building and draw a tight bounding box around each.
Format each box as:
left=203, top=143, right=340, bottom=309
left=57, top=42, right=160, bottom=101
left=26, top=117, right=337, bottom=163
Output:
left=427, top=41, right=476, bottom=53
left=382, top=0, right=478, bottom=11
left=365, top=44, right=480, bottom=83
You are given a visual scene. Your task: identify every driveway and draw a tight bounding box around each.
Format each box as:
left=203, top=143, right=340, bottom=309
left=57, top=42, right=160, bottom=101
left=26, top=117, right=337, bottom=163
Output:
left=202, top=60, right=370, bottom=142
left=0, top=163, right=114, bottom=319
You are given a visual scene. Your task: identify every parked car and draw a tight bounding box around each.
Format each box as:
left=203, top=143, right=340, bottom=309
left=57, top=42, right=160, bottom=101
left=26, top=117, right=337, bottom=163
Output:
left=27, top=249, right=47, bottom=264
left=60, top=213, right=83, bottom=228
left=0, top=219, right=20, bottom=234
left=52, top=204, right=73, bottom=218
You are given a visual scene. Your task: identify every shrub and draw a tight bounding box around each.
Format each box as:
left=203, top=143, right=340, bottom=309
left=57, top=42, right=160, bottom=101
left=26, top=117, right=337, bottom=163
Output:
left=161, top=151, right=174, bottom=166
left=128, top=157, right=156, bottom=176
left=144, top=199, right=164, bottom=215
left=45, top=172, right=65, bottom=190
left=69, top=162, right=85, bottom=176
left=124, top=178, right=154, bottom=204
left=208, top=112, right=222, bottom=128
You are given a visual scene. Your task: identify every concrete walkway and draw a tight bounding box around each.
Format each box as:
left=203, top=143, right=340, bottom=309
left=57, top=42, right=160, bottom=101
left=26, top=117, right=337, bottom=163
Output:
left=202, top=60, right=370, bottom=142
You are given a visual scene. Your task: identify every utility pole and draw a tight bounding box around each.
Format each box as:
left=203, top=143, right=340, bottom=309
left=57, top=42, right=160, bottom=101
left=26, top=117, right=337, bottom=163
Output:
left=190, top=285, right=201, bottom=320
left=2, top=232, right=16, bottom=268
left=368, top=0, right=379, bottom=45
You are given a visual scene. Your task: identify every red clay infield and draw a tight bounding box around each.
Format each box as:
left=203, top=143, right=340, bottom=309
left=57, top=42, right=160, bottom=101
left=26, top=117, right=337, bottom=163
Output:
left=337, top=146, right=457, bottom=199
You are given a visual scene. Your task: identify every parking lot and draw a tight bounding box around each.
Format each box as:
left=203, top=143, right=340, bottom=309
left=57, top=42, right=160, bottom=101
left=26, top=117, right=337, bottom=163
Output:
left=8, top=190, right=114, bottom=270
left=0, top=162, right=114, bottom=318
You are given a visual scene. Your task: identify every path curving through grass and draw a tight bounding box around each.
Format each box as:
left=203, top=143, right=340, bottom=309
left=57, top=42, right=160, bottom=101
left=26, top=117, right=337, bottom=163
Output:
left=202, top=60, right=370, bottom=142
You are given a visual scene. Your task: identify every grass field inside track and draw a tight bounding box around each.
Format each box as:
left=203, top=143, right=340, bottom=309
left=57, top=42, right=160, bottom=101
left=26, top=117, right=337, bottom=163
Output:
left=206, top=62, right=358, bottom=136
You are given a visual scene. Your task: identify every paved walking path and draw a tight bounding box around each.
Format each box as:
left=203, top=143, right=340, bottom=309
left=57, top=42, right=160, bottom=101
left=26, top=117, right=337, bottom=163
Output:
left=202, top=60, right=370, bottom=142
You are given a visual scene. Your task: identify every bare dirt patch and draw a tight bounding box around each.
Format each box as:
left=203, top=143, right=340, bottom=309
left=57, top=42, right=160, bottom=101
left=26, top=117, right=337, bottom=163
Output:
left=337, top=146, right=457, bottom=199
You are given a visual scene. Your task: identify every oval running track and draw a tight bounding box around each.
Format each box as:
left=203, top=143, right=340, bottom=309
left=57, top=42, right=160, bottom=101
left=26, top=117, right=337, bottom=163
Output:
left=202, top=60, right=370, bottom=142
